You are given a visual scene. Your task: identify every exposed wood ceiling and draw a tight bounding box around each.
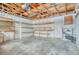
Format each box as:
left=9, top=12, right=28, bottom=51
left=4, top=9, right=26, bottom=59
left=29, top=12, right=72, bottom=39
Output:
left=0, top=3, right=75, bottom=20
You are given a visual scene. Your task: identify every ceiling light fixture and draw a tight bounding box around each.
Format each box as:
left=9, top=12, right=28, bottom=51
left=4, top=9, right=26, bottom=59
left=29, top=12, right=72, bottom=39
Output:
left=22, top=3, right=29, bottom=11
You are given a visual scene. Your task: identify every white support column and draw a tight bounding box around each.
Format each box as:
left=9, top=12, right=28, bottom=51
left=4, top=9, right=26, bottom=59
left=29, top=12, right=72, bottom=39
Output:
left=19, top=15, right=22, bottom=40
left=75, top=4, right=79, bottom=48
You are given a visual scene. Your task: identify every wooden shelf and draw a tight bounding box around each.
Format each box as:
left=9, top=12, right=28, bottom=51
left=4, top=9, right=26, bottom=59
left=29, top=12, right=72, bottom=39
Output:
left=0, top=17, right=15, bottom=40
left=34, top=26, right=51, bottom=28
left=16, top=21, right=33, bottom=25
left=34, top=33, right=50, bottom=34
left=34, top=22, right=54, bottom=25
left=15, top=26, right=33, bottom=29
left=22, top=32, right=33, bottom=33
left=34, top=30, right=54, bottom=31
left=21, top=27, right=33, bottom=29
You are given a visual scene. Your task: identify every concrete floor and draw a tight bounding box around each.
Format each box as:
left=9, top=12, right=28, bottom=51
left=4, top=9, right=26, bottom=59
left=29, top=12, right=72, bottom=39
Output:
left=0, top=37, right=79, bottom=55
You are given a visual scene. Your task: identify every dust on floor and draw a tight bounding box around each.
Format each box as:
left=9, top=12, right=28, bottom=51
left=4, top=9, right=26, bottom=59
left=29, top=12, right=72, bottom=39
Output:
left=0, top=37, right=79, bottom=55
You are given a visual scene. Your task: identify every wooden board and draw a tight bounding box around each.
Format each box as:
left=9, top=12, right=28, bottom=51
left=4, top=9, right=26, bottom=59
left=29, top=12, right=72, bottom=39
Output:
left=0, top=33, right=4, bottom=43
left=64, top=16, right=73, bottom=25
left=0, top=17, right=15, bottom=40
left=0, top=17, right=15, bottom=31
left=0, top=21, right=13, bottom=26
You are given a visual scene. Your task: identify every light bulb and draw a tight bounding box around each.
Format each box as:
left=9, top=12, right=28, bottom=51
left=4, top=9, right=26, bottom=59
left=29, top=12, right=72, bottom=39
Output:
left=22, top=4, right=29, bottom=10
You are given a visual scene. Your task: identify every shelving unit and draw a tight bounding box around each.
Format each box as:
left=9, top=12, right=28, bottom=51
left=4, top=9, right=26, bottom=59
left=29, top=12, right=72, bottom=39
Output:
left=21, top=23, right=34, bottom=38
left=0, top=17, right=15, bottom=41
left=33, top=22, right=55, bottom=38
left=0, top=33, right=4, bottom=43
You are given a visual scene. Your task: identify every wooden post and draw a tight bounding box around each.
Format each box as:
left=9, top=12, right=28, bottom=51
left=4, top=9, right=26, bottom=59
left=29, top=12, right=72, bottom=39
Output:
left=14, top=21, right=15, bottom=40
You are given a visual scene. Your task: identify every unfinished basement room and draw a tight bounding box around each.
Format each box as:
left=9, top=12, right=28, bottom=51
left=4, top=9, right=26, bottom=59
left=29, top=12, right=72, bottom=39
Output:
left=0, top=3, right=79, bottom=55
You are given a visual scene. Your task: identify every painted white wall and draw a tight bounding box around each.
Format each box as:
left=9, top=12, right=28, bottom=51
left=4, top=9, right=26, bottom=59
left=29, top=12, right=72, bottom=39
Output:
left=75, top=10, right=79, bottom=48
left=33, top=16, right=63, bottom=38
left=33, top=14, right=76, bottom=39
left=0, top=12, right=76, bottom=40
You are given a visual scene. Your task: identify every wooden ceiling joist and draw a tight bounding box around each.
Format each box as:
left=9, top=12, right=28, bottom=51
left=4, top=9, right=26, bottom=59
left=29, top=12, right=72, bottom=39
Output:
left=0, top=3, right=75, bottom=20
